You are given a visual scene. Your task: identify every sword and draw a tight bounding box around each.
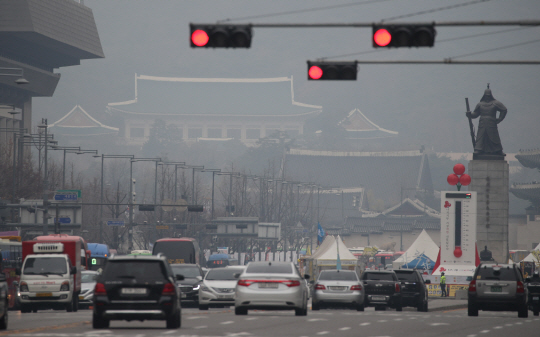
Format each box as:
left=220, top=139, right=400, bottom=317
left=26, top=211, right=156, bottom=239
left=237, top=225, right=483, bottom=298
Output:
left=465, top=98, right=476, bottom=148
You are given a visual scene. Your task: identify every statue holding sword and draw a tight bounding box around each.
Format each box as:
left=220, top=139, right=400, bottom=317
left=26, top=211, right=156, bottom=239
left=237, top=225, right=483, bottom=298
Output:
left=465, top=84, right=508, bottom=159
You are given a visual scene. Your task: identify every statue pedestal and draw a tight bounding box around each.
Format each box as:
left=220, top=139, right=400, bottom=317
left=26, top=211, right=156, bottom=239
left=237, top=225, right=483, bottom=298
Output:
left=468, top=159, right=509, bottom=264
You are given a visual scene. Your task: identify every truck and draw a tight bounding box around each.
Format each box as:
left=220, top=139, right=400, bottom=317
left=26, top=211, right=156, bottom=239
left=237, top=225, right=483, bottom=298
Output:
left=17, top=236, right=85, bottom=313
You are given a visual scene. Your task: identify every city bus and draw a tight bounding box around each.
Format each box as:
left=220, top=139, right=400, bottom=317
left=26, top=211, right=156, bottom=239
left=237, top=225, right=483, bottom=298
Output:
left=0, top=236, right=22, bottom=309
left=152, top=238, right=202, bottom=265
left=87, top=243, right=110, bottom=271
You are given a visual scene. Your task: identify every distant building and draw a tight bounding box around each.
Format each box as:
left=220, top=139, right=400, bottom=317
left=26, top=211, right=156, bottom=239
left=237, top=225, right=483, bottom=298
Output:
left=49, top=105, right=118, bottom=137
left=337, top=108, right=398, bottom=140
left=107, top=74, right=322, bottom=146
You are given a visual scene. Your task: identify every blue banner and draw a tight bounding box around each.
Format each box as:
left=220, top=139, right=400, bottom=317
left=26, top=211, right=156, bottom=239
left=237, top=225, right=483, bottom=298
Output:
left=317, top=222, right=325, bottom=245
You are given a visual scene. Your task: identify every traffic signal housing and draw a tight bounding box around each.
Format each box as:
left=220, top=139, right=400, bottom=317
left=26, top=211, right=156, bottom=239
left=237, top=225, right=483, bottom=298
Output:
left=372, top=24, right=436, bottom=48
left=190, top=24, right=252, bottom=48
left=307, top=61, right=358, bottom=81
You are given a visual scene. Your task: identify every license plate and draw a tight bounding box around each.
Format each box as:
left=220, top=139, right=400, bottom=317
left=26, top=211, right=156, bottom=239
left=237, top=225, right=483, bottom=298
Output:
left=329, top=286, right=346, bottom=291
left=36, top=292, right=52, bottom=297
left=533, top=297, right=539, bottom=300
left=79, top=296, right=85, bottom=300
left=258, top=283, right=279, bottom=289
left=372, top=296, right=386, bottom=301
left=181, top=293, right=186, bottom=298
left=491, top=286, right=502, bottom=292
left=218, top=294, right=233, bottom=299
left=121, top=288, right=147, bottom=295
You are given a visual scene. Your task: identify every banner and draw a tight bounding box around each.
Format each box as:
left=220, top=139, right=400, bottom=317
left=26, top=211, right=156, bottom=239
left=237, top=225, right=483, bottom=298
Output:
left=426, top=284, right=469, bottom=297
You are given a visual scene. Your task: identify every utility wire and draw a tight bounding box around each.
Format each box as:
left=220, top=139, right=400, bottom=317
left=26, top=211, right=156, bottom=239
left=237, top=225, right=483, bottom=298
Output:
left=217, top=0, right=391, bottom=23
left=381, top=0, right=492, bottom=22
left=451, top=38, right=540, bottom=59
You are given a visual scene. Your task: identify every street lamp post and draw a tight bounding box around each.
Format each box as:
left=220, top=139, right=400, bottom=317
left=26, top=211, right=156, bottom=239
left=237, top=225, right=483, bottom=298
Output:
left=201, top=169, right=221, bottom=219
left=37, top=119, right=49, bottom=235
left=157, top=162, right=186, bottom=202
left=129, top=158, right=161, bottom=252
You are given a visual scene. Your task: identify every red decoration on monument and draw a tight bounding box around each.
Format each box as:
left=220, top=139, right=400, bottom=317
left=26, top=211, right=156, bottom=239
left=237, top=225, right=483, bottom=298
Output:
left=459, top=174, right=471, bottom=186
left=453, top=163, right=466, bottom=175
left=453, top=246, right=463, bottom=258
left=447, top=174, right=459, bottom=186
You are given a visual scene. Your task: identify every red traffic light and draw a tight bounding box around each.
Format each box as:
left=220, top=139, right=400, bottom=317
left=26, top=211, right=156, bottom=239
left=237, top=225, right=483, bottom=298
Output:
left=373, top=28, right=392, bottom=47
left=191, top=29, right=209, bottom=47
left=308, top=66, right=323, bottom=80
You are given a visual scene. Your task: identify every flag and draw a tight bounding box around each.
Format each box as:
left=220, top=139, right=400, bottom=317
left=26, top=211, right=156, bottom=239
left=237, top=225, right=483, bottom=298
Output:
left=336, top=236, right=342, bottom=270
left=317, top=222, right=325, bottom=245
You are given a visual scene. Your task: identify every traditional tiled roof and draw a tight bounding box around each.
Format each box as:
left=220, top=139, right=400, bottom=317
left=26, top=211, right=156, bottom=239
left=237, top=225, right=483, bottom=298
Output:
left=510, top=182, right=540, bottom=203
left=284, top=149, right=434, bottom=205
left=337, top=108, right=398, bottom=139
left=345, top=216, right=440, bottom=234
left=108, top=74, right=322, bottom=117
left=50, top=105, right=118, bottom=136
left=382, top=198, right=440, bottom=218
left=515, top=149, right=540, bottom=169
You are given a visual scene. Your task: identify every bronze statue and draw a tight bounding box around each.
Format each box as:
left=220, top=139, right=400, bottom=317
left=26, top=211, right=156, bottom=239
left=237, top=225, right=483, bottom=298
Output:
left=466, top=84, right=507, bottom=158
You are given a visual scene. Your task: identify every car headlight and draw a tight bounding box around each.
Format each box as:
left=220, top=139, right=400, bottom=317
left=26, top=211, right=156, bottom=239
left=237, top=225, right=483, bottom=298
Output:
left=193, top=284, right=200, bottom=291
left=20, top=282, right=29, bottom=292
left=200, top=285, right=210, bottom=292
left=60, top=281, right=70, bottom=291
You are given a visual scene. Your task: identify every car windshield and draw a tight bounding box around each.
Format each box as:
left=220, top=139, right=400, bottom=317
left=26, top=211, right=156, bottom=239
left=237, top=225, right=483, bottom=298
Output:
left=363, top=273, right=396, bottom=281
left=81, top=273, right=99, bottom=283
left=246, top=263, right=293, bottom=274
left=205, top=268, right=242, bottom=280
left=171, top=266, right=201, bottom=278
left=319, top=271, right=358, bottom=281
left=396, top=272, right=418, bottom=282
left=103, top=261, right=167, bottom=281
left=23, top=257, right=67, bottom=275
left=477, top=267, right=517, bottom=281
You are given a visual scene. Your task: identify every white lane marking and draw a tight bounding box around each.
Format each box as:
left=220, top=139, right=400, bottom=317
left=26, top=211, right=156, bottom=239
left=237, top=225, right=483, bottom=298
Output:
left=308, top=318, right=328, bottom=322
left=480, top=330, right=490, bottom=334
left=224, top=333, right=252, bottom=336
left=339, top=327, right=351, bottom=331
left=245, top=317, right=258, bottom=320
left=467, top=335, right=477, bottom=337
left=493, top=326, right=503, bottom=329
left=505, top=324, right=513, bottom=326
left=429, top=323, right=450, bottom=326
left=515, top=322, right=523, bottom=325
left=360, top=322, right=371, bottom=326
left=221, top=320, right=235, bottom=325
left=194, top=325, right=208, bottom=329
left=162, top=331, right=178, bottom=334
left=188, top=316, right=208, bottom=319
left=316, top=332, right=330, bottom=335
left=525, top=320, right=532, bottom=323
left=84, top=332, right=113, bottom=335
left=394, top=318, right=403, bottom=321
left=378, top=320, right=388, bottom=322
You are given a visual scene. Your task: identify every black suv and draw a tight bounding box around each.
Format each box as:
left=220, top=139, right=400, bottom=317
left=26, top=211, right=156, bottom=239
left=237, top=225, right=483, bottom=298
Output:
left=394, top=269, right=429, bottom=312
left=0, top=269, right=8, bottom=329
left=361, top=270, right=402, bottom=311
left=92, top=254, right=183, bottom=329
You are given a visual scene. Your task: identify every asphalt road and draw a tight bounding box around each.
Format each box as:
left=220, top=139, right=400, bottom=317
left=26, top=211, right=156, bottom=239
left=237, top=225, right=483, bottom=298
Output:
left=4, top=305, right=539, bottom=337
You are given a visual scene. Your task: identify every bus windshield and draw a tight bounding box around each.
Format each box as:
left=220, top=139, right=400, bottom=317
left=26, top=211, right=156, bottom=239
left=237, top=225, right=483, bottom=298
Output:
left=153, top=241, right=196, bottom=264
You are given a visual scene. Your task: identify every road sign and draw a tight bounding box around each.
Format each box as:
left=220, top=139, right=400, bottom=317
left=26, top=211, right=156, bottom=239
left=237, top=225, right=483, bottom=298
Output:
left=54, top=192, right=78, bottom=201
left=54, top=217, right=71, bottom=224
left=175, top=199, right=187, bottom=212
left=107, top=220, right=125, bottom=226
left=156, top=225, right=169, bottom=230
left=161, top=199, right=174, bottom=212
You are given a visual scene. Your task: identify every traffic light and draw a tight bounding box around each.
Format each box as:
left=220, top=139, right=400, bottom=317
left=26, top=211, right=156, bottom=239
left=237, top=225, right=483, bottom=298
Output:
left=190, top=24, right=252, bottom=48
left=307, top=61, right=358, bottom=81
left=372, top=24, right=436, bottom=48
left=138, top=205, right=155, bottom=212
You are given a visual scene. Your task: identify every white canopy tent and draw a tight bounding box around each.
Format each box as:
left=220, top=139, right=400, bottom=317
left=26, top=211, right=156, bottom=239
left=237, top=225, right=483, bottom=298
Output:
left=521, top=242, right=540, bottom=263
left=393, top=229, right=439, bottom=270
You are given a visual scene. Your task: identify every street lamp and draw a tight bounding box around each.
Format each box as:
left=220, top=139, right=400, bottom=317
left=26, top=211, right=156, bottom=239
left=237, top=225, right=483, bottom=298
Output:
left=201, top=169, right=221, bottom=219
left=94, top=154, right=134, bottom=243
left=180, top=165, right=204, bottom=204
left=157, top=162, right=186, bottom=202
left=217, top=171, right=237, bottom=217
left=0, top=67, right=29, bottom=84
left=37, top=119, right=50, bottom=235
left=128, top=157, right=161, bottom=251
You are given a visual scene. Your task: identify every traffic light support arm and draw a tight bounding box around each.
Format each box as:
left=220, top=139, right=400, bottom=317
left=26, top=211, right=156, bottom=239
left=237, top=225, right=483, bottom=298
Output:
left=252, top=20, right=540, bottom=28
left=352, top=60, right=540, bottom=65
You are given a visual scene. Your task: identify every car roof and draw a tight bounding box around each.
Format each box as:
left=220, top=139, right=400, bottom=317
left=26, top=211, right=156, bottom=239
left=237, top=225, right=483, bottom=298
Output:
left=109, top=254, right=165, bottom=261
left=248, top=261, right=293, bottom=266
left=170, top=263, right=199, bottom=267
left=363, top=270, right=395, bottom=273
left=394, top=269, right=417, bottom=274
left=478, top=263, right=515, bottom=268
left=82, top=270, right=99, bottom=274
left=320, top=269, right=355, bottom=273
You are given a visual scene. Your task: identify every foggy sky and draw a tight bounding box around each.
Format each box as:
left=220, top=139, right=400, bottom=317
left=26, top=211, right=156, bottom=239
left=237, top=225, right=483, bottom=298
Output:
left=34, top=0, right=540, bottom=153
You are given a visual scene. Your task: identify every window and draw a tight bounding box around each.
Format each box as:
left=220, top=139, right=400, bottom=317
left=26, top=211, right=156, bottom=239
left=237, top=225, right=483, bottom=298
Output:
left=246, top=129, right=260, bottom=140
left=246, top=263, right=292, bottom=274
left=207, top=128, right=222, bottom=138
left=130, top=127, right=145, bottom=138
left=362, top=272, right=396, bottom=281
left=23, top=257, right=67, bottom=275
left=188, top=128, right=203, bottom=139
left=171, top=265, right=202, bottom=278
left=227, top=128, right=242, bottom=139
left=319, top=271, right=358, bottom=281
left=103, top=260, right=168, bottom=281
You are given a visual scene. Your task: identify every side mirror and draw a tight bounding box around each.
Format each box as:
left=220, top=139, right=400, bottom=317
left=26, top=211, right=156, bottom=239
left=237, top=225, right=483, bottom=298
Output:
left=13, top=280, right=19, bottom=287
left=196, top=276, right=202, bottom=281
left=15, top=268, right=21, bottom=276
left=86, top=250, right=92, bottom=257
left=304, top=274, right=310, bottom=280
left=309, top=280, right=315, bottom=285
left=425, top=279, right=431, bottom=284
left=176, top=274, right=184, bottom=281
left=71, top=266, right=77, bottom=274
left=233, top=273, right=241, bottom=279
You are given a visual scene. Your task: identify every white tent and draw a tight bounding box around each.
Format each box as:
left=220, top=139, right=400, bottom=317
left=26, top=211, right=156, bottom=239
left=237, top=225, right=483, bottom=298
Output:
left=393, top=229, right=439, bottom=269
left=521, top=242, right=540, bottom=263
left=314, top=235, right=358, bottom=266
left=307, top=235, right=335, bottom=261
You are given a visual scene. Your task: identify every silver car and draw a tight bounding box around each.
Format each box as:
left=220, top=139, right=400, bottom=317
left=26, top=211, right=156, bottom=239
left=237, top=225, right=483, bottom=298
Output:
left=79, top=270, right=99, bottom=308
left=312, top=270, right=364, bottom=311
left=234, top=261, right=310, bottom=316
left=199, top=266, right=246, bottom=310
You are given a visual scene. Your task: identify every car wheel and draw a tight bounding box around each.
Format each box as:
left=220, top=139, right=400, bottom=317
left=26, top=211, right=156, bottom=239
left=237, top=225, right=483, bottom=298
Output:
left=533, top=308, right=539, bottom=316
left=424, top=301, right=429, bottom=312
left=32, top=309, right=38, bottom=313
left=199, top=304, right=209, bottom=310
left=356, top=302, right=365, bottom=311
left=66, top=297, right=74, bottom=312
left=0, top=309, right=8, bottom=330
left=396, top=305, right=402, bottom=312
left=467, top=302, right=478, bottom=317
left=166, top=310, right=181, bottom=329
left=518, top=305, right=528, bottom=318
left=235, top=307, right=248, bottom=315
left=20, top=305, right=30, bottom=313
left=312, top=302, right=320, bottom=311
left=74, top=296, right=79, bottom=312
left=92, top=313, right=110, bottom=329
